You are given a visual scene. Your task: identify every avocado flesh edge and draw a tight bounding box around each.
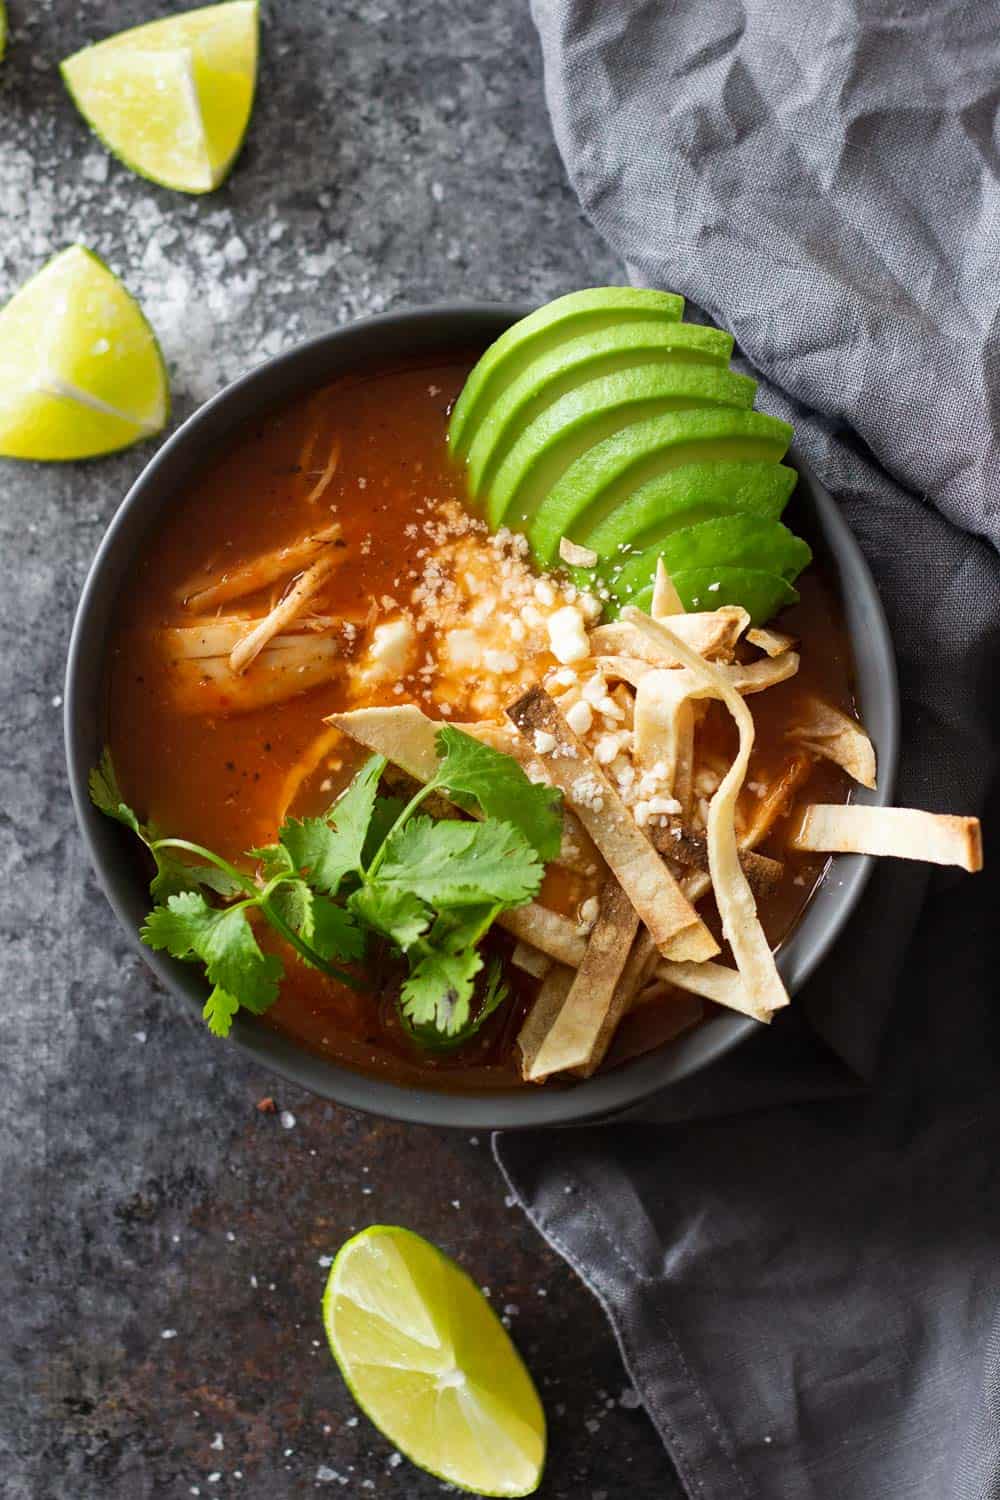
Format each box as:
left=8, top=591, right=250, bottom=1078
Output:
left=618, top=567, right=799, bottom=625
left=527, top=411, right=792, bottom=564
left=604, top=518, right=813, bottom=601
left=486, top=365, right=757, bottom=532
left=580, top=461, right=798, bottom=562
left=449, top=287, right=685, bottom=454
left=465, top=322, right=733, bottom=499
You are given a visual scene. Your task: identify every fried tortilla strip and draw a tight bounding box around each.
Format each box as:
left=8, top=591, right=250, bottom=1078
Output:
left=520, top=881, right=639, bottom=1082
left=497, top=905, right=587, bottom=968
left=787, top=697, right=877, bottom=790
left=516, top=964, right=575, bottom=1076
left=510, top=940, right=553, bottom=980
left=572, top=928, right=659, bottom=1077
left=651, top=823, right=783, bottom=898
left=559, top=536, right=598, bottom=568
left=791, top=804, right=983, bottom=872
left=176, top=523, right=344, bottom=612
left=506, top=686, right=718, bottom=962
left=276, top=726, right=343, bottom=822
left=328, top=704, right=591, bottom=873
left=747, top=625, right=796, bottom=658
left=589, top=606, right=749, bottom=666
left=741, top=751, right=813, bottom=850
left=587, top=654, right=654, bottom=688
left=230, top=549, right=346, bottom=674
left=651, top=557, right=684, bottom=618
left=656, top=960, right=760, bottom=1018
left=622, top=607, right=790, bottom=1019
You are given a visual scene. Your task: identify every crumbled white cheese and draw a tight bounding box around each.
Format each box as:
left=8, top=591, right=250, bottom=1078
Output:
left=358, top=615, right=417, bottom=682
left=547, top=606, right=590, bottom=664
left=594, top=733, right=622, bottom=765
left=483, top=648, right=518, bottom=674
left=444, top=628, right=482, bottom=668
left=565, top=699, right=594, bottom=736
left=533, top=729, right=557, bottom=755
left=571, top=773, right=606, bottom=812
left=648, top=795, right=682, bottom=816
left=534, top=577, right=556, bottom=607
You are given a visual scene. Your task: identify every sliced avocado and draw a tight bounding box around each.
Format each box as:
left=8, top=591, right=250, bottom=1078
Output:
left=464, top=321, right=733, bottom=498
left=449, top=287, right=684, bottom=456
left=486, top=363, right=757, bottom=532
left=581, top=461, right=797, bottom=562
left=613, top=564, right=800, bottom=625
left=528, top=409, right=792, bottom=564
left=604, top=515, right=812, bottom=599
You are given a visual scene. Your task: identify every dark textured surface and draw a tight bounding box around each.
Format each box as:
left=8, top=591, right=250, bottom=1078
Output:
left=0, top=1, right=682, bottom=1497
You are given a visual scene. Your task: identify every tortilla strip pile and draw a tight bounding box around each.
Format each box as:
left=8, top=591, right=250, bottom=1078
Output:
left=324, top=564, right=983, bottom=1081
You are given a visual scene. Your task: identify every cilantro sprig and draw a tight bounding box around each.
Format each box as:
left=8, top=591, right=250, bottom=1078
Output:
left=89, top=728, right=562, bottom=1046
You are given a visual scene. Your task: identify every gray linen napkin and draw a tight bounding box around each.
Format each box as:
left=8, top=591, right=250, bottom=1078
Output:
left=495, top=4, right=1000, bottom=1495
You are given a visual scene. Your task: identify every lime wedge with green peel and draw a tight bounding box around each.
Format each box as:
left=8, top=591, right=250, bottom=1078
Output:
left=0, top=246, right=169, bottom=461
left=449, top=286, right=684, bottom=456
left=465, top=320, right=734, bottom=501
left=60, top=0, right=258, bottom=194
left=487, top=363, right=757, bottom=532
left=324, top=1226, right=545, bottom=1496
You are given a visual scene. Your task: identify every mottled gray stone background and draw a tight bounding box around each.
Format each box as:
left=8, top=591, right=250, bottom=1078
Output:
left=0, top=2, right=684, bottom=1497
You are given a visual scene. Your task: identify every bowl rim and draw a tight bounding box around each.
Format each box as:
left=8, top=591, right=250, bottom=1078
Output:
left=64, top=301, right=900, bottom=1130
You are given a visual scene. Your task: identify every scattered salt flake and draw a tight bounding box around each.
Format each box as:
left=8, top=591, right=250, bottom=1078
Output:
left=620, top=1386, right=642, bottom=1409
left=51, top=694, right=63, bottom=708
left=537, top=1288, right=547, bottom=1297
left=133, top=1030, right=147, bottom=1043
left=226, top=1232, right=235, bottom=1243
left=585, top=1418, right=600, bottom=1434
left=504, top=1194, right=518, bottom=1209
left=318, top=1254, right=333, bottom=1268
left=207, top=1474, right=221, bottom=1484
left=280, top=1111, right=296, bottom=1130
left=210, top=1433, right=224, bottom=1451
left=388, top=1453, right=403, bottom=1469
left=316, top=1464, right=342, bottom=1483
left=250, top=1274, right=258, bottom=1288
left=161, top=1329, right=178, bottom=1340
left=346, top=1417, right=359, bottom=1428
left=468, top=1135, right=479, bottom=1145
left=451, top=1199, right=461, bottom=1209
left=503, top=1303, right=519, bottom=1317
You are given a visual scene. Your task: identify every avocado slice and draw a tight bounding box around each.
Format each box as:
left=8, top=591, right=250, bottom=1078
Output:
left=464, top=320, right=734, bottom=500
left=622, top=567, right=800, bottom=625
left=485, top=363, right=756, bottom=531
left=527, top=408, right=792, bottom=564
left=449, top=287, right=684, bottom=456
left=604, top=514, right=812, bottom=599
left=580, top=461, right=797, bottom=563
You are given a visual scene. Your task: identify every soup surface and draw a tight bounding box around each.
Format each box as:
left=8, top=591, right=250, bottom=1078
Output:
left=107, top=354, right=854, bottom=1090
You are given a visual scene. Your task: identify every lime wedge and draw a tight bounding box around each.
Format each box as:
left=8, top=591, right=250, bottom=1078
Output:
left=324, top=1226, right=545, bottom=1497
left=60, top=1, right=258, bottom=194
left=0, top=2, right=8, bottom=62
left=0, top=246, right=169, bottom=461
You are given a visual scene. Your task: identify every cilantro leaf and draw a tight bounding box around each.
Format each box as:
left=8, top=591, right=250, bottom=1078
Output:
left=362, top=794, right=406, bottom=866
left=378, top=816, right=544, bottom=907
left=142, top=892, right=282, bottom=1014
left=281, top=754, right=387, bottom=896
left=149, top=852, right=243, bottom=903
left=429, top=903, right=499, bottom=954
left=89, top=749, right=142, bottom=836
left=431, top=726, right=563, bottom=862
left=309, top=893, right=367, bottom=962
left=249, top=842, right=293, bottom=879
left=203, top=986, right=240, bottom=1038
left=348, top=884, right=430, bottom=951
left=399, top=946, right=484, bottom=1036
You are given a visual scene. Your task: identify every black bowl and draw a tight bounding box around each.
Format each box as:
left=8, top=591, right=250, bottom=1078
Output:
left=65, top=304, right=899, bottom=1129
